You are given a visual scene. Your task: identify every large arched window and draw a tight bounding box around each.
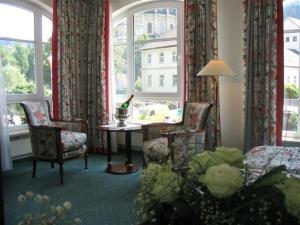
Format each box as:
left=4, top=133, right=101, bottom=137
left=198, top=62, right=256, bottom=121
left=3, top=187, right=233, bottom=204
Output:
left=112, top=1, right=183, bottom=123
left=0, top=2, right=52, bottom=131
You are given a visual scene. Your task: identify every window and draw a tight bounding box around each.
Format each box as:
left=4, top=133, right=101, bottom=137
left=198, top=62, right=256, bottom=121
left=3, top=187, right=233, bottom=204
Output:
left=172, top=74, right=177, bottom=87
left=172, top=51, right=177, bottom=63
left=283, top=2, right=300, bottom=137
left=160, top=23, right=165, bottom=33
left=293, top=36, right=297, bottom=42
left=112, top=2, right=183, bottom=123
left=0, top=3, right=52, bottom=130
left=159, top=53, right=164, bottom=64
left=159, top=75, right=164, bottom=87
left=147, top=22, right=152, bottom=33
left=147, top=54, right=152, bottom=64
left=147, top=75, right=152, bottom=87
left=170, top=24, right=174, bottom=30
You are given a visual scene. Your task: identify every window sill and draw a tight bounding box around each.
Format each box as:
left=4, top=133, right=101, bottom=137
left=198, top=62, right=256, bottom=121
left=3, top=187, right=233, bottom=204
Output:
left=282, top=136, right=300, bottom=143
left=9, top=129, right=29, bottom=140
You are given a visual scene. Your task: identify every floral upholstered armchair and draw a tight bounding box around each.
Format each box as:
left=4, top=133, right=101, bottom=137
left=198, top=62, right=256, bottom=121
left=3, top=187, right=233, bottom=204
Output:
left=142, top=102, right=212, bottom=169
left=20, top=101, right=88, bottom=184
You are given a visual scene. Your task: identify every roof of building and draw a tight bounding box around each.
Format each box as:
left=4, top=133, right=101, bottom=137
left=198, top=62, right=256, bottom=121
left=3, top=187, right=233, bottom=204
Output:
left=284, top=17, right=300, bottom=30
left=138, top=29, right=177, bottom=51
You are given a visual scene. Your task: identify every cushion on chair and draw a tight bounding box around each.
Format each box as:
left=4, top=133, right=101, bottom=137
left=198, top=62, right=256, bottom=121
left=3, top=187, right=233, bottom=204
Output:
left=143, top=137, right=170, bottom=164
left=61, top=131, right=87, bottom=151
left=23, top=102, right=52, bottom=126
left=183, top=102, right=211, bottom=130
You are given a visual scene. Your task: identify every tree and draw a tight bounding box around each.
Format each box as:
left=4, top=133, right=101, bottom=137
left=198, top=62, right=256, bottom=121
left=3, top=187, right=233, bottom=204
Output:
left=13, top=43, right=29, bottom=77
left=135, top=76, right=142, bottom=92
left=285, top=83, right=299, bottom=99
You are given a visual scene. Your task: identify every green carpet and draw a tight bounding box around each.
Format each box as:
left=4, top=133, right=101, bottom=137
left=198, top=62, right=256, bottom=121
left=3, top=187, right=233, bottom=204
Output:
left=3, top=151, right=143, bottom=225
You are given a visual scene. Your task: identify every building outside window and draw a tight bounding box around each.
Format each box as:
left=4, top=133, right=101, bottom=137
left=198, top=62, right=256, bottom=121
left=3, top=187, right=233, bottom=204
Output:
left=0, top=2, right=52, bottom=131
left=283, top=2, right=300, bottom=137
left=159, top=52, right=164, bottom=64
left=112, top=2, right=183, bottom=123
left=159, top=75, right=164, bottom=87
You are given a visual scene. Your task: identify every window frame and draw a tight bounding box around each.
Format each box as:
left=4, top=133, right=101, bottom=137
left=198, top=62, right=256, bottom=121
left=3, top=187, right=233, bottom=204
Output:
left=0, top=0, right=52, bottom=131
left=112, top=0, right=184, bottom=102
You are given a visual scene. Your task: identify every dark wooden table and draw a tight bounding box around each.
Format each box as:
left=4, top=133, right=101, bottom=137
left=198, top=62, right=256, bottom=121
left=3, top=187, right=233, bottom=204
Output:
left=99, top=124, right=142, bottom=174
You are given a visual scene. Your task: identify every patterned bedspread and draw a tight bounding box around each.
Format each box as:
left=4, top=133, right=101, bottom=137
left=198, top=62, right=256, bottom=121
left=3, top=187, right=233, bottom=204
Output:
left=245, top=145, right=300, bottom=176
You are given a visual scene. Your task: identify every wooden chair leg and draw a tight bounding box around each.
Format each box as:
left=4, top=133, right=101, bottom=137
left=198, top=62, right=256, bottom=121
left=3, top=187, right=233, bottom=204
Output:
left=51, top=162, right=54, bottom=168
left=59, top=163, right=63, bottom=185
left=32, top=159, right=37, bottom=179
left=84, top=153, right=88, bottom=169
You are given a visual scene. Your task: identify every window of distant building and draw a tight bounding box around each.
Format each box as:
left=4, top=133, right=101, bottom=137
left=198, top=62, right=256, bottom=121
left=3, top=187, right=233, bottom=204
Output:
left=112, top=1, right=183, bottom=123
left=159, top=53, right=164, bottom=64
left=170, top=24, right=174, bottom=30
left=147, top=22, right=152, bottom=34
left=159, top=75, right=164, bottom=87
left=172, top=51, right=177, bottom=63
left=286, top=36, right=289, bottom=42
left=172, top=74, right=177, bottom=87
left=147, top=54, right=152, bottom=64
left=0, top=2, right=52, bottom=131
left=147, top=75, right=152, bottom=87
left=293, top=36, right=297, bottom=42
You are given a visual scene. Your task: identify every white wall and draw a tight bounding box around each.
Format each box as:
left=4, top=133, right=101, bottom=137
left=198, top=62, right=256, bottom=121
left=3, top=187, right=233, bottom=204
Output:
left=218, top=0, right=244, bottom=149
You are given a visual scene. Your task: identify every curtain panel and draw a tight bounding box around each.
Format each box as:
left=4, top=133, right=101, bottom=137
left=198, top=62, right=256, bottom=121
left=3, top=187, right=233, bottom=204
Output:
left=185, top=0, right=220, bottom=150
left=52, top=0, right=109, bottom=153
left=244, top=0, right=280, bottom=152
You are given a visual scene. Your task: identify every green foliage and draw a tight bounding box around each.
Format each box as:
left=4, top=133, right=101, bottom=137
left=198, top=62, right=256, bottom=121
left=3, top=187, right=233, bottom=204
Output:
left=285, top=84, right=299, bottom=99
left=135, top=76, right=142, bottom=92
left=13, top=43, right=29, bottom=76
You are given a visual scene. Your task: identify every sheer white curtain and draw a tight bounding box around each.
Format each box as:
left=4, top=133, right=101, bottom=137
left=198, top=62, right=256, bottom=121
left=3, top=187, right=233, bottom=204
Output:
left=0, top=57, right=13, bottom=171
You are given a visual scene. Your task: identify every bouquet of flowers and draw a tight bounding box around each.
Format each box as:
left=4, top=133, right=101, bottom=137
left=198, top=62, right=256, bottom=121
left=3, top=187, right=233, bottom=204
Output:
left=135, top=147, right=300, bottom=225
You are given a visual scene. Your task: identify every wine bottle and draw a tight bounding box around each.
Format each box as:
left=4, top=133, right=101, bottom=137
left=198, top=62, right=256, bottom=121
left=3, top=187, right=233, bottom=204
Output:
left=121, top=94, right=134, bottom=109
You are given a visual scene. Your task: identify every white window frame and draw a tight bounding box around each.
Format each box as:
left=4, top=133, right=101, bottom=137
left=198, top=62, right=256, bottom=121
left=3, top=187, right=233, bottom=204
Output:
left=147, top=54, right=152, bottom=64
left=0, top=0, right=52, bottom=132
left=112, top=0, right=184, bottom=103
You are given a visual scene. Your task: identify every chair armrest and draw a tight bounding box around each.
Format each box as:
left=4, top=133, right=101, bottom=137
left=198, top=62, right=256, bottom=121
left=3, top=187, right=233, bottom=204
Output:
left=142, top=122, right=183, bottom=141
left=51, top=119, right=87, bottom=133
left=29, top=126, right=63, bottom=160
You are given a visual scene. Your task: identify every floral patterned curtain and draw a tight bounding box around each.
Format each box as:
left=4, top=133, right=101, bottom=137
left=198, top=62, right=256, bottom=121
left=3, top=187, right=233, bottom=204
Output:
left=185, top=0, right=219, bottom=150
left=53, top=0, right=109, bottom=153
left=244, top=0, right=278, bottom=152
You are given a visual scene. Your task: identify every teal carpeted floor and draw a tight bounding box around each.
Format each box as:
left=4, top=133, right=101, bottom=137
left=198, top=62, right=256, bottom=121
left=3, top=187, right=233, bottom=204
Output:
left=3, top=151, right=143, bottom=225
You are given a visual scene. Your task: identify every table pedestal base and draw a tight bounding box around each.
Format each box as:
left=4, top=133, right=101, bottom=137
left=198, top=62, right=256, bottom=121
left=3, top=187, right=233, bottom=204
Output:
left=106, top=163, right=138, bottom=174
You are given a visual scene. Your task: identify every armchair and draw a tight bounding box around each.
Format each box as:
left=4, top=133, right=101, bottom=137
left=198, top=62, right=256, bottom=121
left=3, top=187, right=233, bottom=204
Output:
left=20, top=101, right=88, bottom=184
left=143, top=102, right=212, bottom=168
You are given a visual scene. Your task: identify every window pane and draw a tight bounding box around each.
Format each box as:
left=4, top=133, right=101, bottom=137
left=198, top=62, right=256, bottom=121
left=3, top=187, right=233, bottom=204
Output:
left=134, top=41, right=178, bottom=93
left=7, top=103, right=27, bottom=127
left=113, top=17, right=127, bottom=44
left=42, top=15, right=52, bottom=43
left=0, top=4, right=34, bottom=41
left=113, top=44, right=128, bottom=100
left=132, top=100, right=182, bottom=123
left=43, top=43, right=52, bottom=96
left=0, top=40, right=36, bottom=94
left=134, top=8, right=177, bottom=41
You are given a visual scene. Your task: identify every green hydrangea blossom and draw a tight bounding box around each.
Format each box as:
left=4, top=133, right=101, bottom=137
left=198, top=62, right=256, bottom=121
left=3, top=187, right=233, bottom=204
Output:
left=152, top=165, right=182, bottom=203
left=140, top=163, right=162, bottom=191
left=189, top=151, right=224, bottom=176
left=276, top=178, right=300, bottom=222
left=214, top=146, right=244, bottom=168
left=202, top=164, right=242, bottom=198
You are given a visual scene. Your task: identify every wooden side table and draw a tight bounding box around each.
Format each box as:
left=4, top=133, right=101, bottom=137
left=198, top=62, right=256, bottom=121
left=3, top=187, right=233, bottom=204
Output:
left=99, top=124, right=142, bottom=174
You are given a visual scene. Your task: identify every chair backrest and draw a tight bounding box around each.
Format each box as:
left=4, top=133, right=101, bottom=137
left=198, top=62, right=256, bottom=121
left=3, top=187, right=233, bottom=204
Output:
left=20, top=101, right=52, bottom=126
left=182, top=102, right=212, bottom=130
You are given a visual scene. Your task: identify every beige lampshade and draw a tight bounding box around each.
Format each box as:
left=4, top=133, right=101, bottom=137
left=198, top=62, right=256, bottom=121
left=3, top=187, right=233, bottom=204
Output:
left=197, top=60, right=236, bottom=77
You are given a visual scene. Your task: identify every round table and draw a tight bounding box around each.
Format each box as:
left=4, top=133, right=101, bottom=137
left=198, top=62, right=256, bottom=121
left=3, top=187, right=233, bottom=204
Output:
left=98, top=124, right=142, bottom=174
